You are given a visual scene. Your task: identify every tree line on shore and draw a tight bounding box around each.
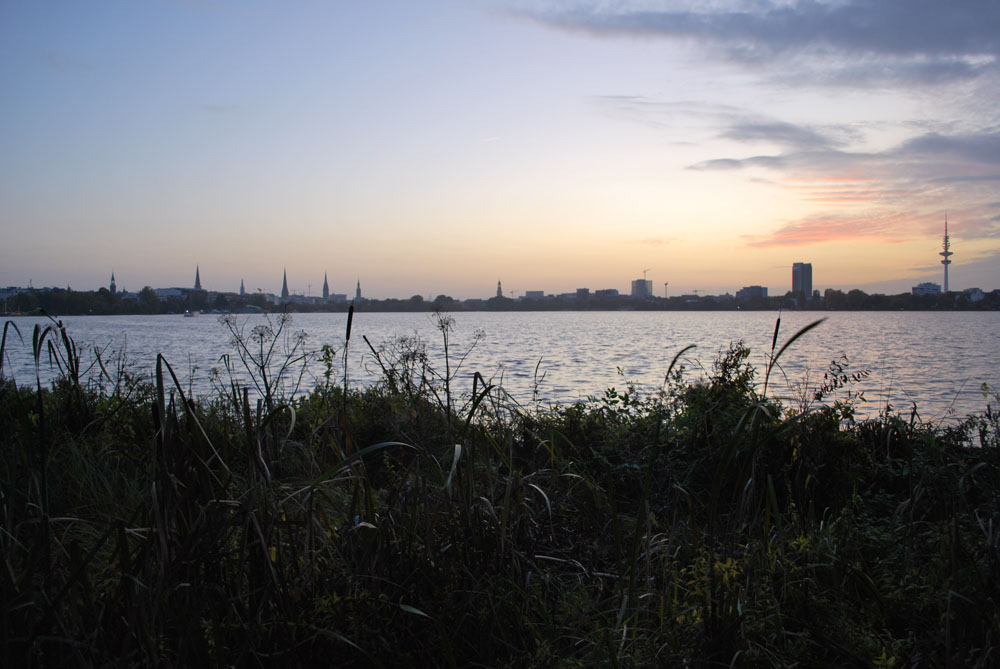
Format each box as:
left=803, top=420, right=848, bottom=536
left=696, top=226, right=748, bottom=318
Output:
left=3, top=284, right=997, bottom=315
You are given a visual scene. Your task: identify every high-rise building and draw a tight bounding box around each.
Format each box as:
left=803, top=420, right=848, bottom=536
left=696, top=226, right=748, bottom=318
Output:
left=631, top=278, right=653, bottom=299
left=792, top=263, right=812, bottom=300
left=940, top=216, right=953, bottom=292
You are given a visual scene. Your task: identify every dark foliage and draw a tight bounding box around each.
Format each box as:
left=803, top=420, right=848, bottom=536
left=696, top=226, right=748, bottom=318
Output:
left=2, top=316, right=999, bottom=666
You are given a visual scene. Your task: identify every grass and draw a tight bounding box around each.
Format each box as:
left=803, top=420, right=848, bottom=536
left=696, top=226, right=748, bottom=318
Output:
left=1, top=312, right=999, bottom=666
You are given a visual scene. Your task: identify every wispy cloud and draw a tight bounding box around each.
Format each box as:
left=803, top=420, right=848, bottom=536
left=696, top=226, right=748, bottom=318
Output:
left=520, top=1, right=1000, bottom=86
left=743, top=211, right=919, bottom=248
left=687, top=113, right=1000, bottom=245
left=720, top=120, right=852, bottom=150
left=590, top=86, right=1000, bottom=247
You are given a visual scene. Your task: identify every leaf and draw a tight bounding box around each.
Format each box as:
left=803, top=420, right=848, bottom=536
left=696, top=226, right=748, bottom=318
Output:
left=399, top=603, right=431, bottom=618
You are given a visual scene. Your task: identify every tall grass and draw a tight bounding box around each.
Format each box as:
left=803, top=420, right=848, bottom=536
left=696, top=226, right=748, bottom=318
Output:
left=1, top=314, right=998, bottom=666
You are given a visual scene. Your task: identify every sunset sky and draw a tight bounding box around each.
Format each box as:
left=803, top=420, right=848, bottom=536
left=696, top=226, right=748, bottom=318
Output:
left=2, top=0, right=998, bottom=299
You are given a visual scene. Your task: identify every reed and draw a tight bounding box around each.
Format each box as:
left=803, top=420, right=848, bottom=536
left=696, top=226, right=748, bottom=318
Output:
left=1, top=313, right=998, bottom=666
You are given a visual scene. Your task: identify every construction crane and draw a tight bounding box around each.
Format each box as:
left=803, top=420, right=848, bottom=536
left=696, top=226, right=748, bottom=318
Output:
left=642, top=268, right=650, bottom=280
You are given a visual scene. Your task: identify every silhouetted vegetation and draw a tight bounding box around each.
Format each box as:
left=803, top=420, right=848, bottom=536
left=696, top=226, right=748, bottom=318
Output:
left=2, top=314, right=999, bottom=666
left=3, top=284, right=997, bottom=316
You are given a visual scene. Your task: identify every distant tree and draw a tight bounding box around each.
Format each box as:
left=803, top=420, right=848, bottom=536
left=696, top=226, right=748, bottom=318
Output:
left=824, top=288, right=847, bottom=309
left=188, top=290, right=208, bottom=311
left=433, top=294, right=455, bottom=310
left=138, top=286, right=161, bottom=314
left=846, top=289, right=868, bottom=309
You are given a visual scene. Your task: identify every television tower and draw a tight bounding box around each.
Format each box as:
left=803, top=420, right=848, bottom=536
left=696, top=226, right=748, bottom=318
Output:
left=940, top=216, right=953, bottom=292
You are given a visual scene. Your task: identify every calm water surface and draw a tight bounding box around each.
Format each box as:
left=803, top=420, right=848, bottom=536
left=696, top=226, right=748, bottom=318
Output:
left=3, top=311, right=998, bottom=421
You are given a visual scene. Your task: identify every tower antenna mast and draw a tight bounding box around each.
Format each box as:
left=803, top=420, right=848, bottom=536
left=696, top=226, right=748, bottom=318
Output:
left=940, top=214, right=953, bottom=292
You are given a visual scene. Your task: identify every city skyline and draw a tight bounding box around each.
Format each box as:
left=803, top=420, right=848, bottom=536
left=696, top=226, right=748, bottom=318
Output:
left=2, top=2, right=999, bottom=299
left=10, top=254, right=989, bottom=302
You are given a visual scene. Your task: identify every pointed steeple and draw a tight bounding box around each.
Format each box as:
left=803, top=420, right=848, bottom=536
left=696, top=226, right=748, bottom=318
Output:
left=355, top=279, right=361, bottom=301
left=110, top=271, right=116, bottom=294
left=496, top=280, right=502, bottom=298
left=239, top=279, right=246, bottom=296
left=322, top=272, right=330, bottom=300
left=194, top=265, right=202, bottom=290
left=281, top=269, right=290, bottom=299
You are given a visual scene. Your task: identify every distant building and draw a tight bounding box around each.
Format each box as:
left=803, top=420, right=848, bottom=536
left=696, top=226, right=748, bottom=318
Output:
left=497, top=280, right=503, bottom=298
left=964, top=287, right=985, bottom=302
left=322, top=272, right=330, bottom=300
left=524, top=290, right=545, bottom=300
left=194, top=266, right=202, bottom=291
left=792, top=263, right=813, bottom=300
left=109, top=272, right=116, bottom=294
left=355, top=280, right=362, bottom=301
left=736, top=285, right=768, bottom=301
left=576, top=288, right=590, bottom=299
left=239, top=279, right=246, bottom=297
left=631, top=279, right=653, bottom=299
left=281, top=270, right=290, bottom=300
left=595, top=288, right=619, bottom=298
left=912, top=282, right=941, bottom=296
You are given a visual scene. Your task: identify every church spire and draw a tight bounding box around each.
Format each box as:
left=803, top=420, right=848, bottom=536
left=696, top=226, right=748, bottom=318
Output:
left=322, top=272, right=330, bottom=300
left=497, top=279, right=502, bottom=298
left=281, top=269, right=290, bottom=299
left=239, top=279, right=246, bottom=296
left=194, top=265, right=202, bottom=290
left=110, top=271, right=116, bottom=294
left=355, top=279, right=362, bottom=301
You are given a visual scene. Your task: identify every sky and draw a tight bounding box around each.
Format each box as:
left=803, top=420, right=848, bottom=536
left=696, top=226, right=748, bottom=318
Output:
left=1, top=0, right=998, bottom=299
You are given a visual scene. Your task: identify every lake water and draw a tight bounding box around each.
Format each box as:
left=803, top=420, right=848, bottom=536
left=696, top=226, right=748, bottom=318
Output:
left=2, top=311, right=998, bottom=421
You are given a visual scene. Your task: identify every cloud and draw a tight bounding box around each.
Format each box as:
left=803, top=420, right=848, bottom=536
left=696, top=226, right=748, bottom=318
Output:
left=720, top=120, right=847, bottom=150
left=895, top=132, right=1000, bottom=166
left=521, top=1, right=1000, bottom=85
left=743, top=211, right=918, bottom=247
left=683, top=115, right=1000, bottom=246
